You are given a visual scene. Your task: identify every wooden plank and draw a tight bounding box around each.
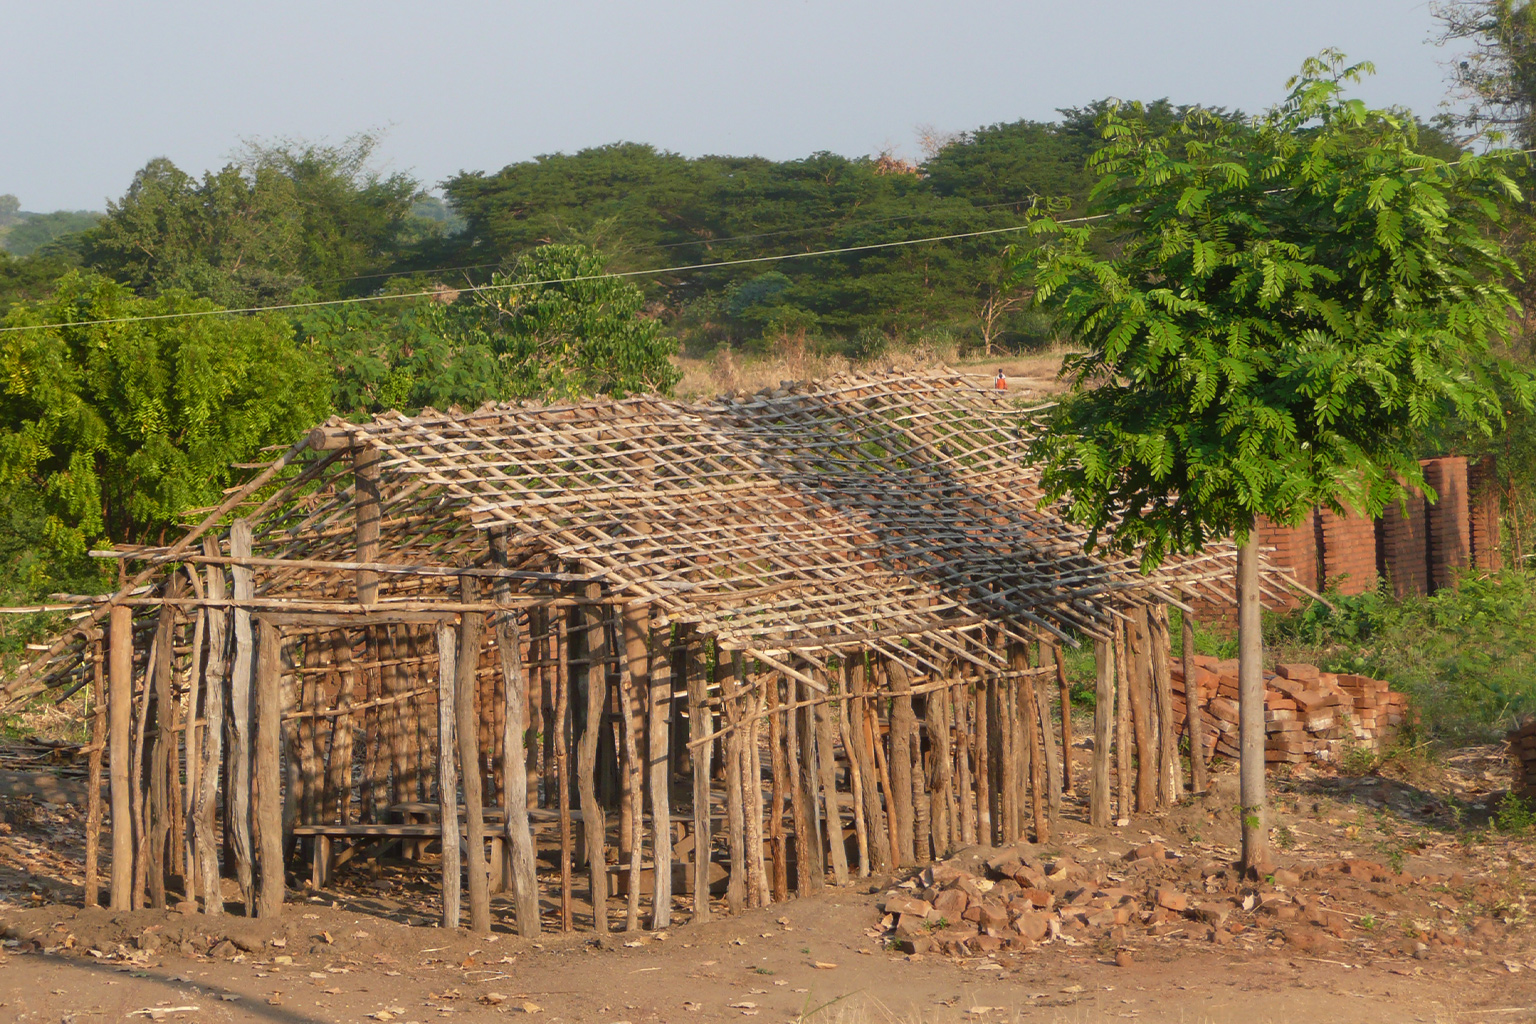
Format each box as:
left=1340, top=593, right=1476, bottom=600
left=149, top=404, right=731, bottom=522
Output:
left=435, top=622, right=461, bottom=930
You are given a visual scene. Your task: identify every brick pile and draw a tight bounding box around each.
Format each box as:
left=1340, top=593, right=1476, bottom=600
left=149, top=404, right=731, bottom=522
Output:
left=1510, top=717, right=1536, bottom=804
left=872, top=841, right=1482, bottom=958
left=1171, top=658, right=1412, bottom=765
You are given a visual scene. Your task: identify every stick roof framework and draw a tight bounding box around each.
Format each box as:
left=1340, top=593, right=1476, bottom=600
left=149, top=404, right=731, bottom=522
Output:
left=4, top=370, right=1296, bottom=703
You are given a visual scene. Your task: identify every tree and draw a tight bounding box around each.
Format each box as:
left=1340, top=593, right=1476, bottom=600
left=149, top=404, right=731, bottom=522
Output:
left=1016, top=53, right=1533, bottom=868
left=0, top=273, right=331, bottom=588
left=1434, top=0, right=1536, bottom=146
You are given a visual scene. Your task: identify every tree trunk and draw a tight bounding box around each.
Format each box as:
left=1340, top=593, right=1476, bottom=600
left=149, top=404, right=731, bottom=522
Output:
left=1238, top=534, right=1267, bottom=871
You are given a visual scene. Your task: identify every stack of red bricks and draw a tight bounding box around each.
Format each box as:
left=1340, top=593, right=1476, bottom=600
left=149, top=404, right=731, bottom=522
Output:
left=1509, top=718, right=1536, bottom=803
left=1171, top=657, right=1412, bottom=766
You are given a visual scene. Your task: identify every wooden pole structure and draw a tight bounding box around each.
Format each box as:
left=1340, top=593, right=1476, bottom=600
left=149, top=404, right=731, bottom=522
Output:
left=1052, top=645, right=1073, bottom=794
left=254, top=619, right=284, bottom=917
left=435, top=621, right=461, bottom=930
left=685, top=633, right=712, bottom=920
left=108, top=604, right=134, bottom=911
left=554, top=618, right=573, bottom=932
left=354, top=447, right=381, bottom=606
left=148, top=602, right=174, bottom=909
left=812, top=675, right=848, bottom=885
left=195, top=539, right=228, bottom=914
left=1183, top=611, right=1209, bottom=793
left=575, top=584, right=608, bottom=932
left=955, top=678, right=974, bottom=847
left=766, top=675, right=788, bottom=903
left=835, top=672, right=870, bottom=877
left=490, top=532, right=541, bottom=936
left=1151, top=607, right=1183, bottom=804
left=630, top=613, right=672, bottom=928
left=1013, top=645, right=1049, bottom=843
left=846, top=658, right=888, bottom=873
left=718, top=648, right=747, bottom=912
left=1090, top=639, right=1113, bottom=828
left=455, top=596, right=491, bottom=934
left=620, top=662, right=643, bottom=932
left=1127, top=609, right=1155, bottom=814
left=1035, top=660, right=1062, bottom=818
left=1113, top=621, right=1133, bottom=823
left=181, top=600, right=205, bottom=900
left=229, top=520, right=256, bottom=911
left=84, top=632, right=105, bottom=908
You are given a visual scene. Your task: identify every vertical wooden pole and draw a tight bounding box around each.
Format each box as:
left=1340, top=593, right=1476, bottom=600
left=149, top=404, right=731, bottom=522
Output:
left=744, top=667, right=769, bottom=907
left=456, top=597, right=491, bottom=934
left=1012, top=646, right=1048, bottom=843
left=767, top=675, right=788, bottom=903
left=196, top=541, right=228, bottom=914
left=684, top=633, right=712, bottom=919
left=835, top=673, right=870, bottom=878
left=886, top=661, right=916, bottom=866
left=554, top=617, right=573, bottom=932
left=85, top=632, right=105, bottom=908
left=229, top=520, right=256, bottom=911
left=575, top=585, right=609, bottom=932
left=490, top=533, right=540, bottom=937
left=1052, top=645, right=1074, bottom=794
left=354, top=447, right=381, bottom=606
left=1151, top=607, right=1183, bottom=804
left=1183, top=611, right=1209, bottom=793
left=1127, top=609, right=1155, bottom=813
left=148, top=603, right=174, bottom=909
left=785, top=678, right=817, bottom=894
left=1114, top=621, right=1133, bottom=823
left=327, top=632, right=356, bottom=825
left=254, top=619, right=284, bottom=918
left=1035, top=659, right=1062, bottom=818
left=955, top=679, right=974, bottom=847
left=846, top=658, right=888, bottom=873
left=182, top=601, right=205, bottom=899
left=718, top=648, right=746, bottom=913
left=108, top=604, right=133, bottom=911
left=974, top=677, right=991, bottom=845
left=1090, top=639, right=1113, bottom=828
left=633, top=614, right=672, bottom=928
left=620, top=665, right=643, bottom=932
left=435, top=622, right=461, bottom=930
left=812, top=678, right=847, bottom=885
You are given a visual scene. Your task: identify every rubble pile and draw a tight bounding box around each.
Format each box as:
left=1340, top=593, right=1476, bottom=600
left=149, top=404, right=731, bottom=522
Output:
left=1171, top=658, right=1413, bottom=765
left=873, top=841, right=1483, bottom=959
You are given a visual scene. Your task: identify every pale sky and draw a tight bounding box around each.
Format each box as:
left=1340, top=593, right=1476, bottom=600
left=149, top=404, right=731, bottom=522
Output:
left=5, top=1, right=1470, bottom=212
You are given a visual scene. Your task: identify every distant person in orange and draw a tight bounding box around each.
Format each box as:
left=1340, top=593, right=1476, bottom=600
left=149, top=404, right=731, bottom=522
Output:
left=994, top=369, right=1008, bottom=391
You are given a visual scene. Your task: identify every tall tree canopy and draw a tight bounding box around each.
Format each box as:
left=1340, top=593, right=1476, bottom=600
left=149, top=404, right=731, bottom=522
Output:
left=0, top=274, right=330, bottom=590
left=1017, top=53, right=1534, bottom=864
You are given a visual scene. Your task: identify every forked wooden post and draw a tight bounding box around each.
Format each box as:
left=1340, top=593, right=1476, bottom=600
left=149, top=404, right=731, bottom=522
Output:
left=435, top=622, right=461, bottom=930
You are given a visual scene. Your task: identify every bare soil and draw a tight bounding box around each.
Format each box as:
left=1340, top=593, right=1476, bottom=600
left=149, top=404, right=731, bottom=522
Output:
left=3, top=743, right=1535, bottom=1023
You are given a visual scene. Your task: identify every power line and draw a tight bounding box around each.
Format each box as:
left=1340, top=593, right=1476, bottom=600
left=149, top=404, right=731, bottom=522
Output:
left=318, top=197, right=1049, bottom=286
left=0, top=216, right=1108, bottom=336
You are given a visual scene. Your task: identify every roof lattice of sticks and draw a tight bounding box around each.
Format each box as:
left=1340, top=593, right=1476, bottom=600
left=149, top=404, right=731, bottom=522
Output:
left=4, top=369, right=1302, bottom=704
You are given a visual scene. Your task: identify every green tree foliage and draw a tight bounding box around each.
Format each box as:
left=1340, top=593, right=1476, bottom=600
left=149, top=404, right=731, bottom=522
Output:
left=85, top=135, right=421, bottom=308
left=2, top=210, right=102, bottom=257
left=1019, top=53, right=1534, bottom=566
left=0, top=273, right=330, bottom=594
left=299, top=244, right=677, bottom=416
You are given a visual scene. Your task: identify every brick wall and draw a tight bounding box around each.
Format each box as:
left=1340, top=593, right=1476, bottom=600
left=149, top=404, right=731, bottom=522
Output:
left=1469, top=455, right=1502, bottom=572
left=1423, top=456, right=1470, bottom=591
left=1255, top=514, right=1318, bottom=609
left=1317, top=505, right=1378, bottom=595
left=1380, top=485, right=1429, bottom=598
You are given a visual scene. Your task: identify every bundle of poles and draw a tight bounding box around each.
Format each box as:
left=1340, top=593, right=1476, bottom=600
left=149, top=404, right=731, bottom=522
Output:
left=68, top=553, right=1201, bottom=934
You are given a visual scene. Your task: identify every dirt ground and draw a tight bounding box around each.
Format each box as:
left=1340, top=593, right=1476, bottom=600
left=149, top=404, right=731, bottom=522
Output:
left=3, top=744, right=1535, bottom=1023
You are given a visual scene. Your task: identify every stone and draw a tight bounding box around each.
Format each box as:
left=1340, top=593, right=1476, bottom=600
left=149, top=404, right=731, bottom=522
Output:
left=1155, top=889, right=1188, bottom=912
left=932, top=889, right=968, bottom=917
left=895, top=935, right=934, bottom=955
left=977, top=903, right=1010, bottom=932
left=1190, top=902, right=1230, bottom=926
left=1017, top=887, right=1053, bottom=909
left=1013, top=910, right=1050, bottom=942
left=967, top=934, right=1004, bottom=953
left=883, top=896, right=932, bottom=918
left=894, top=914, right=928, bottom=939
left=1115, top=950, right=1133, bottom=967
left=1272, top=868, right=1300, bottom=888
left=1129, top=843, right=1167, bottom=863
